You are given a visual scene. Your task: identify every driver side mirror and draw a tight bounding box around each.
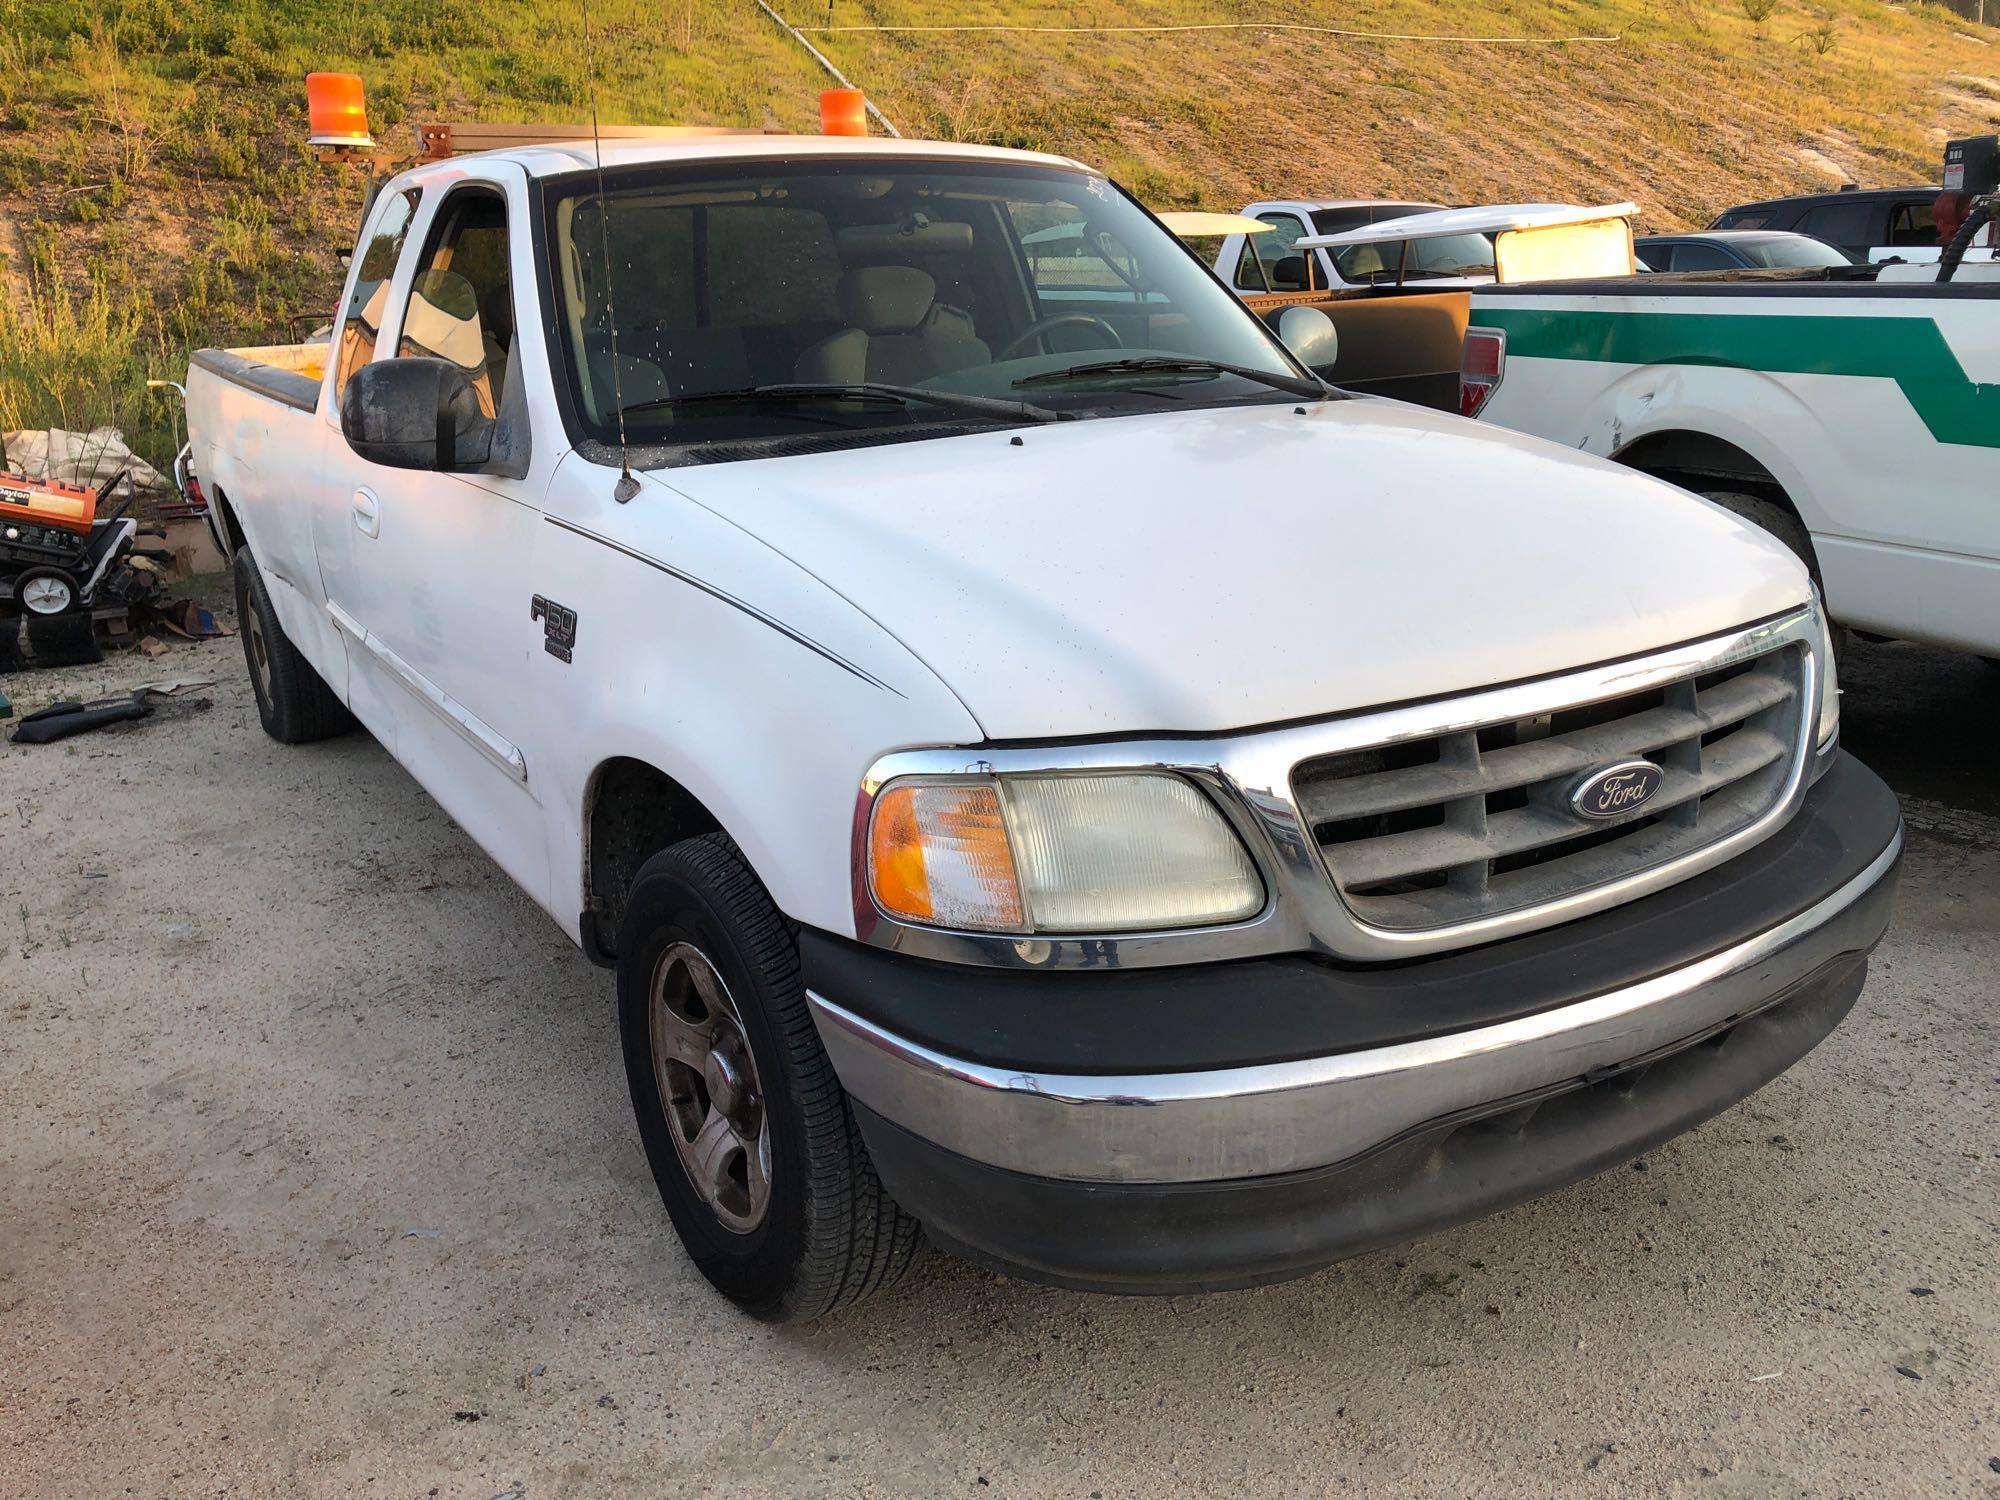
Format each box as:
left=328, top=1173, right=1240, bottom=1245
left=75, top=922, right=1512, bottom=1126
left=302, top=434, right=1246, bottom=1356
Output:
left=1276, top=306, right=1338, bottom=373
left=340, top=356, right=492, bottom=472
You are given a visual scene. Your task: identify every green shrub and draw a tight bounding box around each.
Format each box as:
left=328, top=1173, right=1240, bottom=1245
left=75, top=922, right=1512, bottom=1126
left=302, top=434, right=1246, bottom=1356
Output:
left=0, top=267, right=178, bottom=472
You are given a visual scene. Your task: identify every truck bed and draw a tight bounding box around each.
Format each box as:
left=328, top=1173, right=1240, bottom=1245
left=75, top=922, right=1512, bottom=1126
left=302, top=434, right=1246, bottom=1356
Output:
left=189, top=342, right=329, bottom=413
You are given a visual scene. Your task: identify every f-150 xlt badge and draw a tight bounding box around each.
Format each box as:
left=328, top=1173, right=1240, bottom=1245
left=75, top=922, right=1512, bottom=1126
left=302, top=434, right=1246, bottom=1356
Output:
left=530, top=595, right=578, bottom=663
left=1569, top=760, right=1664, bottom=819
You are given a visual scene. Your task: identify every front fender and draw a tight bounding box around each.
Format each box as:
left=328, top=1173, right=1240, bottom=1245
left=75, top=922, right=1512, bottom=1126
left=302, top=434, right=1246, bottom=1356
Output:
left=534, top=460, right=983, bottom=942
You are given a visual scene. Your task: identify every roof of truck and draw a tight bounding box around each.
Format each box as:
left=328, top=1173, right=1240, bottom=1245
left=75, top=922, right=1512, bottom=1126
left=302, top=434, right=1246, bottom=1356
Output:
left=421, top=134, right=1092, bottom=180
left=1301, top=201, right=1637, bottom=249
left=1243, top=198, right=1446, bottom=216
left=1716, top=185, right=1937, bottom=213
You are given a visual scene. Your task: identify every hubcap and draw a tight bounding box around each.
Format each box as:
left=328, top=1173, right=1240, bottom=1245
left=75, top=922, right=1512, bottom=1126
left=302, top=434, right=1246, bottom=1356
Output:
left=648, top=942, right=771, bottom=1234
left=20, top=576, right=71, bottom=615
left=245, top=598, right=273, bottom=702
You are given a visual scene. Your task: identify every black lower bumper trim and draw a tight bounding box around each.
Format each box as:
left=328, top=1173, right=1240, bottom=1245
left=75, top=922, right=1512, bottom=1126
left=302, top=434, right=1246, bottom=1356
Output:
left=857, top=953, right=1868, bottom=1294
left=805, top=755, right=1901, bottom=1074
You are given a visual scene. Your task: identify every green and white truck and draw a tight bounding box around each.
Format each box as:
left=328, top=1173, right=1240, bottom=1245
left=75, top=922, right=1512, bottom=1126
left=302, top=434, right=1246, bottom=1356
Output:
left=1227, top=187, right=2000, bottom=661
left=1463, top=261, right=2000, bottom=661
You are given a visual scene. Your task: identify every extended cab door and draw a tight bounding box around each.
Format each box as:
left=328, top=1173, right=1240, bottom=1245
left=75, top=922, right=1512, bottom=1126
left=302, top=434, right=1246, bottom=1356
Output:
left=314, top=167, right=562, bottom=905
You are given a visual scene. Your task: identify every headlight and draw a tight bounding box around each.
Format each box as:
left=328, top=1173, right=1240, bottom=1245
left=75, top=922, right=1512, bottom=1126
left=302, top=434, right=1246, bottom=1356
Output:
left=867, top=773, right=1264, bottom=934
left=1817, top=624, right=1840, bottom=751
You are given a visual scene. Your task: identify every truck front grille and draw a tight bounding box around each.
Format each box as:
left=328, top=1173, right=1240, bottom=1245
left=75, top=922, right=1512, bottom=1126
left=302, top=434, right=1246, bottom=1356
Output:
left=1291, top=643, right=1808, bottom=932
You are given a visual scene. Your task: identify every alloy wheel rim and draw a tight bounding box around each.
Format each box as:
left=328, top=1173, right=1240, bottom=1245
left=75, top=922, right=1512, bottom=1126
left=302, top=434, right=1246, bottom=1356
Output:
left=246, top=600, right=273, bottom=702
left=21, top=576, right=71, bottom=615
left=648, top=941, right=772, bottom=1234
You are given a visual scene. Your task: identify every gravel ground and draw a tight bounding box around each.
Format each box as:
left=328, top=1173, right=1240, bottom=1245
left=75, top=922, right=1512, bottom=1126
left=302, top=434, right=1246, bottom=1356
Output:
left=2, top=630, right=1996, bottom=1499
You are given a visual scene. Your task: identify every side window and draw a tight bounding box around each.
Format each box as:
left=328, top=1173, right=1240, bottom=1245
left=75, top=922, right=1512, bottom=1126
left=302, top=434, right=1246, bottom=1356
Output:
left=1715, top=211, right=1770, bottom=231
left=1887, top=202, right=1937, bottom=247
left=397, top=189, right=516, bottom=418
left=1248, top=213, right=1311, bottom=290
left=333, top=188, right=419, bottom=407
left=1668, top=242, right=1738, bottom=272
left=1231, top=237, right=1268, bottom=291
left=1797, top=202, right=1873, bottom=250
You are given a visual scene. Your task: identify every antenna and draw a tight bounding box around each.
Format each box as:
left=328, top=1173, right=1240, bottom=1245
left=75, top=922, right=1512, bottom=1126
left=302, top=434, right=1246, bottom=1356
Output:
left=583, top=0, right=641, bottom=503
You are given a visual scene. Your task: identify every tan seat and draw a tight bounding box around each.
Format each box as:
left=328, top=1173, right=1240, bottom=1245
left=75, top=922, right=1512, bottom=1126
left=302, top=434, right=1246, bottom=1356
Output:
left=794, top=267, right=990, bottom=386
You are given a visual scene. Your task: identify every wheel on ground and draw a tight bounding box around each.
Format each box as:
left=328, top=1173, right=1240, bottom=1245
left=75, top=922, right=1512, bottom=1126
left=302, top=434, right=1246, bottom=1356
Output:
left=1699, top=490, right=1848, bottom=658
left=617, top=832, right=924, bottom=1321
left=14, top=567, right=79, bottom=617
left=232, top=549, right=356, bottom=743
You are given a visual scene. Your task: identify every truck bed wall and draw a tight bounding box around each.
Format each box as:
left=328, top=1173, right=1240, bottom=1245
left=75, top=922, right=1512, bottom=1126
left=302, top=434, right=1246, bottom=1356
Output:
left=1243, top=289, right=1470, bottom=410
left=185, top=349, right=350, bottom=684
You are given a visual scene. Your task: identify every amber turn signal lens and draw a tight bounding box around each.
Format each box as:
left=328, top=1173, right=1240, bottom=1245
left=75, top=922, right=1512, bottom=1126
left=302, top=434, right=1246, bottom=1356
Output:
left=869, top=782, right=1024, bottom=931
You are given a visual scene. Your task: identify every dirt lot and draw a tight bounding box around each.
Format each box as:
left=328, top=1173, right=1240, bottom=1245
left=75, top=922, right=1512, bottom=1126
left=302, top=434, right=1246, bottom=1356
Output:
left=3, top=628, right=1997, bottom=1499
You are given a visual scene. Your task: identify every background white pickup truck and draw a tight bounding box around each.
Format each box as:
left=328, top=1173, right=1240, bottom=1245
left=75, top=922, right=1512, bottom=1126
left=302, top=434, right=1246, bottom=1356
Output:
left=1467, top=273, right=2000, bottom=658
left=187, top=132, right=1899, bottom=1322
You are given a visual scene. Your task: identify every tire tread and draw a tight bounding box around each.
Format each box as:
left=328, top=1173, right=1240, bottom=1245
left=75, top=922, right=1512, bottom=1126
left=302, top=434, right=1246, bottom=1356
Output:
left=234, top=550, right=355, bottom=744
left=625, top=833, right=924, bottom=1321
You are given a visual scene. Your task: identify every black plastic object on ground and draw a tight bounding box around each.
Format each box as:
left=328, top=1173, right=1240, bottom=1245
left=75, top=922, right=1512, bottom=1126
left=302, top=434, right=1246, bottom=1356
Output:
left=10, top=690, right=153, bottom=744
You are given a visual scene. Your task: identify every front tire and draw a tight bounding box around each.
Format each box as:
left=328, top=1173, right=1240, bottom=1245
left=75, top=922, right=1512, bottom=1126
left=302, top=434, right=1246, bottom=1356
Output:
left=617, top=832, right=924, bottom=1321
left=232, top=549, right=355, bottom=743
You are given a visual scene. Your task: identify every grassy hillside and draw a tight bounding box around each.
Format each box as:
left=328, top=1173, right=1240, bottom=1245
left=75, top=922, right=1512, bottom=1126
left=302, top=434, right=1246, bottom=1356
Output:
left=2, top=0, right=1996, bottom=471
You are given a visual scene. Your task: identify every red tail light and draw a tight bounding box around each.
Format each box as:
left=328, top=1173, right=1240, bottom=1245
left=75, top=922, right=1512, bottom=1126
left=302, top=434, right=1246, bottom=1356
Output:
left=1459, top=326, right=1506, bottom=419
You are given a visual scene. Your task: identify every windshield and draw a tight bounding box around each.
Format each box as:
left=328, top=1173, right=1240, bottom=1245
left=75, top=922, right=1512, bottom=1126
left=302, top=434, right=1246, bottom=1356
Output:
left=1738, top=236, right=1853, bottom=268
left=544, top=158, right=1312, bottom=453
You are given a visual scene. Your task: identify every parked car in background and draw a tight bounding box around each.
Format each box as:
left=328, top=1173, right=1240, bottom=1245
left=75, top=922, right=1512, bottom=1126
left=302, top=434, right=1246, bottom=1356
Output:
left=1635, top=230, right=1854, bottom=272
left=1708, top=186, right=1939, bottom=260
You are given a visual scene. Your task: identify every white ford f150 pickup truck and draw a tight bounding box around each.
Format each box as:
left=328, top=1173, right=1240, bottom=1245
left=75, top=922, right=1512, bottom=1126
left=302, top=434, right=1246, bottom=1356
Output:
left=187, top=134, right=1901, bottom=1321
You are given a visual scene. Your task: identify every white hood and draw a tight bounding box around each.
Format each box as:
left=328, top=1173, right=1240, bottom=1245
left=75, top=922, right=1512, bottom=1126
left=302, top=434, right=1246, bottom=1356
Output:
left=661, top=400, right=1810, bottom=741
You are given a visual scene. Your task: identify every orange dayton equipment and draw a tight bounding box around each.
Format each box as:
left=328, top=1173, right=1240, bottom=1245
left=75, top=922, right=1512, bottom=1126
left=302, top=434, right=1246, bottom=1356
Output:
left=0, top=468, right=140, bottom=617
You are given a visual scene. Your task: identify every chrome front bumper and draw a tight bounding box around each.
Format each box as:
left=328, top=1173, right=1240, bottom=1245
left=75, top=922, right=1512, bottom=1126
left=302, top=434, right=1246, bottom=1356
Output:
left=808, top=828, right=1900, bottom=1187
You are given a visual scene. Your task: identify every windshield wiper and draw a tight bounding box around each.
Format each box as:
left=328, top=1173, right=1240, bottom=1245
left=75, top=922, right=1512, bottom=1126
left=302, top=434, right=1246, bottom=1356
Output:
left=618, top=381, right=1066, bottom=424
left=1012, top=357, right=1326, bottom=398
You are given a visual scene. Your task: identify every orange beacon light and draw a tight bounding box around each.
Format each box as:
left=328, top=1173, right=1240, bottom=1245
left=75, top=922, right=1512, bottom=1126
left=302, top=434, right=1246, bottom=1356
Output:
left=306, top=72, right=374, bottom=150
left=819, top=88, right=868, bottom=137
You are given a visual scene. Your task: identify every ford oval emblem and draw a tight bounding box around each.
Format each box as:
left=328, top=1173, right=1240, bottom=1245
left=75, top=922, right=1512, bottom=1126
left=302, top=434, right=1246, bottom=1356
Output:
left=1569, top=759, right=1665, bottom=820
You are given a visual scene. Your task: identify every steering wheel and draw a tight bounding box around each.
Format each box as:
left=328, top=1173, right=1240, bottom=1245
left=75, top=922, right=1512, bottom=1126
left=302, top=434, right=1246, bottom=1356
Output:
left=997, top=314, right=1125, bottom=362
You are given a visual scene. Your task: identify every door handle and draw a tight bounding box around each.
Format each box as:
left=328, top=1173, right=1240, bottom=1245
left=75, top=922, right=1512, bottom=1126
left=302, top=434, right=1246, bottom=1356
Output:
left=352, top=488, right=381, bottom=539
